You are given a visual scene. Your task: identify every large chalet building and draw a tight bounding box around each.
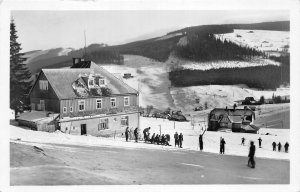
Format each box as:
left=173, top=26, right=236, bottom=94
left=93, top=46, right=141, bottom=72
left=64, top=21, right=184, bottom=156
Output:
left=208, top=107, right=259, bottom=133
left=22, top=58, right=139, bottom=136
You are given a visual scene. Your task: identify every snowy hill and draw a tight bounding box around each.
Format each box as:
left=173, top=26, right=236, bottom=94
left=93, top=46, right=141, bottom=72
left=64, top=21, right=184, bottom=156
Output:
left=215, top=30, right=289, bottom=54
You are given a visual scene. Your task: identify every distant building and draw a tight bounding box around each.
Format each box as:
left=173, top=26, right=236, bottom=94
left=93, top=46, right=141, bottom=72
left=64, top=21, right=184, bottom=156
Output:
left=208, top=107, right=258, bottom=133
left=22, top=58, right=139, bottom=136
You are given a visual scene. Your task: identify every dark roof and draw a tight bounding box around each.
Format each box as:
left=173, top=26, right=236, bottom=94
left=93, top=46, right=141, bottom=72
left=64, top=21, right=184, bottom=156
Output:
left=42, top=63, right=138, bottom=99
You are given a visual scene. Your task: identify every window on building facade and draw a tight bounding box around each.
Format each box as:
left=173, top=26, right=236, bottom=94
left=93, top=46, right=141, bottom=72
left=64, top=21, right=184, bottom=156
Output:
left=111, top=98, right=116, bottom=108
left=39, top=80, right=48, bottom=90
left=98, top=118, right=108, bottom=130
left=124, top=96, right=130, bottom=106
left=70, top=106, right=73, bottom=112
left=63, top=107, right=67, bottom=113
left=121, top=116, right=128, bottom=126
left=78, top=100, right=85, bottom=111
left=96, top=99, right=102, bottom=109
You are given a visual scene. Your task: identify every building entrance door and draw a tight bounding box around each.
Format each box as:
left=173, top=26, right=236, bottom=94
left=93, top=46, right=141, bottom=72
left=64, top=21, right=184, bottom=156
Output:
left=81, top=124, right=87, bottom=135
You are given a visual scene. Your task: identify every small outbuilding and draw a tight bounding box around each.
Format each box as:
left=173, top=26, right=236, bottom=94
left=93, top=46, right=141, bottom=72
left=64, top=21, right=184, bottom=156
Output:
left=16, top=111, right=59, bottom=132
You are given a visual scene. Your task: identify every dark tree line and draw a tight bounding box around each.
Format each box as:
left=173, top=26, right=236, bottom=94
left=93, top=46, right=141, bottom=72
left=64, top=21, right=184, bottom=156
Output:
left=175, top=32, right=262, bottom=62
left=169, top=65, right=289, bottom=90
left=85, top=48, right=124, bottom=64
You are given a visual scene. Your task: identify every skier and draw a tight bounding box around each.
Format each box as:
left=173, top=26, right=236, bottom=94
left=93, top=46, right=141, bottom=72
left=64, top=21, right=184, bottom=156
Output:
left=220, top=137, right=223, bottom=154
left=125, top=127, right=129, bottom=142
left=277, top=142, right=282, bottom=152
left=134, top=127, right=139, bottom=143
left=220, top=138, right=226, bottom=154
left=272, top=141, right=276, bottom=151
left=179, top=133, right=183, bottom=148
left=241, top=137, right=245, bottom=145
left=199, top=129, right=206, bottom=151
left=174, top=132, right=179, bottom=147
left=248, top=141, right=256, bottom=168
left=258, top=137, right=262, bottom=148
left=284, top=142, right=289, bottom=153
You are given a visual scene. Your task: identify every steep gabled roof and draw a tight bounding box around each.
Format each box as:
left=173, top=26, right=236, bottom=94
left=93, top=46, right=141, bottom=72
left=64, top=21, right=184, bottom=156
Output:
left=41, top=63, right=138, bottom=99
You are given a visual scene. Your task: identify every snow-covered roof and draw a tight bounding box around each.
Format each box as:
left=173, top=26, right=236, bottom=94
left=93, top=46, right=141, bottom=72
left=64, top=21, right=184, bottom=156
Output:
left=40, top=63, right=138, bottom=99
left=228, top=116, right=243, bottom=123
left=16, top=111, right=59, bottom=123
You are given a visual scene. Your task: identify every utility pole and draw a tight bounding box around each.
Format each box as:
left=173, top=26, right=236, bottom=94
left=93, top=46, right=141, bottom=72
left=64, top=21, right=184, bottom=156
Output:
left=83, top=30, right=87, bottom=59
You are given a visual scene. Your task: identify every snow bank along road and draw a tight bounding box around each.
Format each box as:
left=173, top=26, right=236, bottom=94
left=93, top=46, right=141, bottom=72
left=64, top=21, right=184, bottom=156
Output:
left=10, top=142, right=289, bottom=185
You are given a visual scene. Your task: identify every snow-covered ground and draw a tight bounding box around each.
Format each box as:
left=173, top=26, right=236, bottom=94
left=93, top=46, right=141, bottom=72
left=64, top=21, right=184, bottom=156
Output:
left=101, top=55, right=174, bottom=110
left=180, top=58, right=280, bottom=70
left=10, top=116, right=289, bottom=160
left=155, top=32, right=183, bottom=41
left=215, top=29, right=289, bottom=53
left=170, top=84, right=289, bottom=112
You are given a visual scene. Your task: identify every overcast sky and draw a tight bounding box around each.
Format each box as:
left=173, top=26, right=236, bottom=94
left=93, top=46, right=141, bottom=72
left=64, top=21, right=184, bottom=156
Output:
left=12, top=10, right=289, bottom=52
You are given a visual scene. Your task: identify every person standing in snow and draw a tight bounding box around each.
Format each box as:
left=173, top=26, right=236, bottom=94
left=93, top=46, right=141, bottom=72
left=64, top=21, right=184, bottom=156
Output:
left=134, top=127, right=139, bottom=143
left=143, top=127, right=151, bottom=142
left=174, top=132, right=179, bottom=147
left=277, top=142, right=282, bottom=152
left=284, top=142, right=289, bottom=153
left=125, top=127, right=129, bottom=142
left=220, top=137, right=223, bottom=154
left=178, top=133, right=183, bottom=148
left=220, top=138, right=226, bottom=154
left=248, top=141, right=256, bottom=168
left=272, top=141, right=276, bottom=151
left=199, top=129, right=206, bottom=151
left=258, top=137, right=262, bottom=148
left=241, top=137, right=245, bottom=145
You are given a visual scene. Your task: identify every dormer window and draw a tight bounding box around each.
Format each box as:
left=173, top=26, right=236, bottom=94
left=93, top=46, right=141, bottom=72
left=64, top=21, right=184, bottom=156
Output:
left=39, top=80, right=48, bottom=90
left=99, top=78, right=106, bottom=86
left=88, top=79, right=94, bottom=87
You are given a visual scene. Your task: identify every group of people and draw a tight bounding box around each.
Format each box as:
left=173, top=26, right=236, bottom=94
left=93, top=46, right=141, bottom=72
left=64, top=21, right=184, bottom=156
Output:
left=174, top=132, right=184, bottom=148
left=125, top=127, right=139, bottom=142
left=143, top=127, right=171, bottom=146
left=241, top=136, right=289, bottom=153
left=272, top=141, right=289, bottom=152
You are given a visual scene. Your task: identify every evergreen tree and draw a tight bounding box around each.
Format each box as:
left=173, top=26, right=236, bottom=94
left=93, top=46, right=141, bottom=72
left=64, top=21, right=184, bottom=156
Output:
left=10, top=18, right=32, bottom=112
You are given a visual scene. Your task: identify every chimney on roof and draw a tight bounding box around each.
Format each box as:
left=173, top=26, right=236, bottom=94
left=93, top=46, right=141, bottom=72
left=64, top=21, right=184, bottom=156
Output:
left=73, top=58, right=82, bottom=65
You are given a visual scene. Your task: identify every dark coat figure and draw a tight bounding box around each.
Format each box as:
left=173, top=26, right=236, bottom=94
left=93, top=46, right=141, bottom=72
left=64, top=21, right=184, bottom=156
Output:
left=220, top=138, right=226, bottom=154
left=284, top=142, right=289, bottom=153
left=125, top=127, right=129, bottom=142
left=277, top=142, right=282, bottom=152
left=248, top=141, right=256, bottom=168
left=143, top=127, right=151, bottom=142
left=241, top=137, right=245, bottom=145
left=199, top=129, right=206, bottom=151
left=174, top=132, right=179, bottom=147
left=155, top=135, right=160, bottom=144
left=272, top=142, right=276, bottom=151
left=161, top=134, right=166, bottom=145
left=134, top=128, right=138, bottom=142
left=178, top=133, right=183, bottom=148
left=258, top=137, right=262, bottom=148
left=150, top=133, right=156, bottom=144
